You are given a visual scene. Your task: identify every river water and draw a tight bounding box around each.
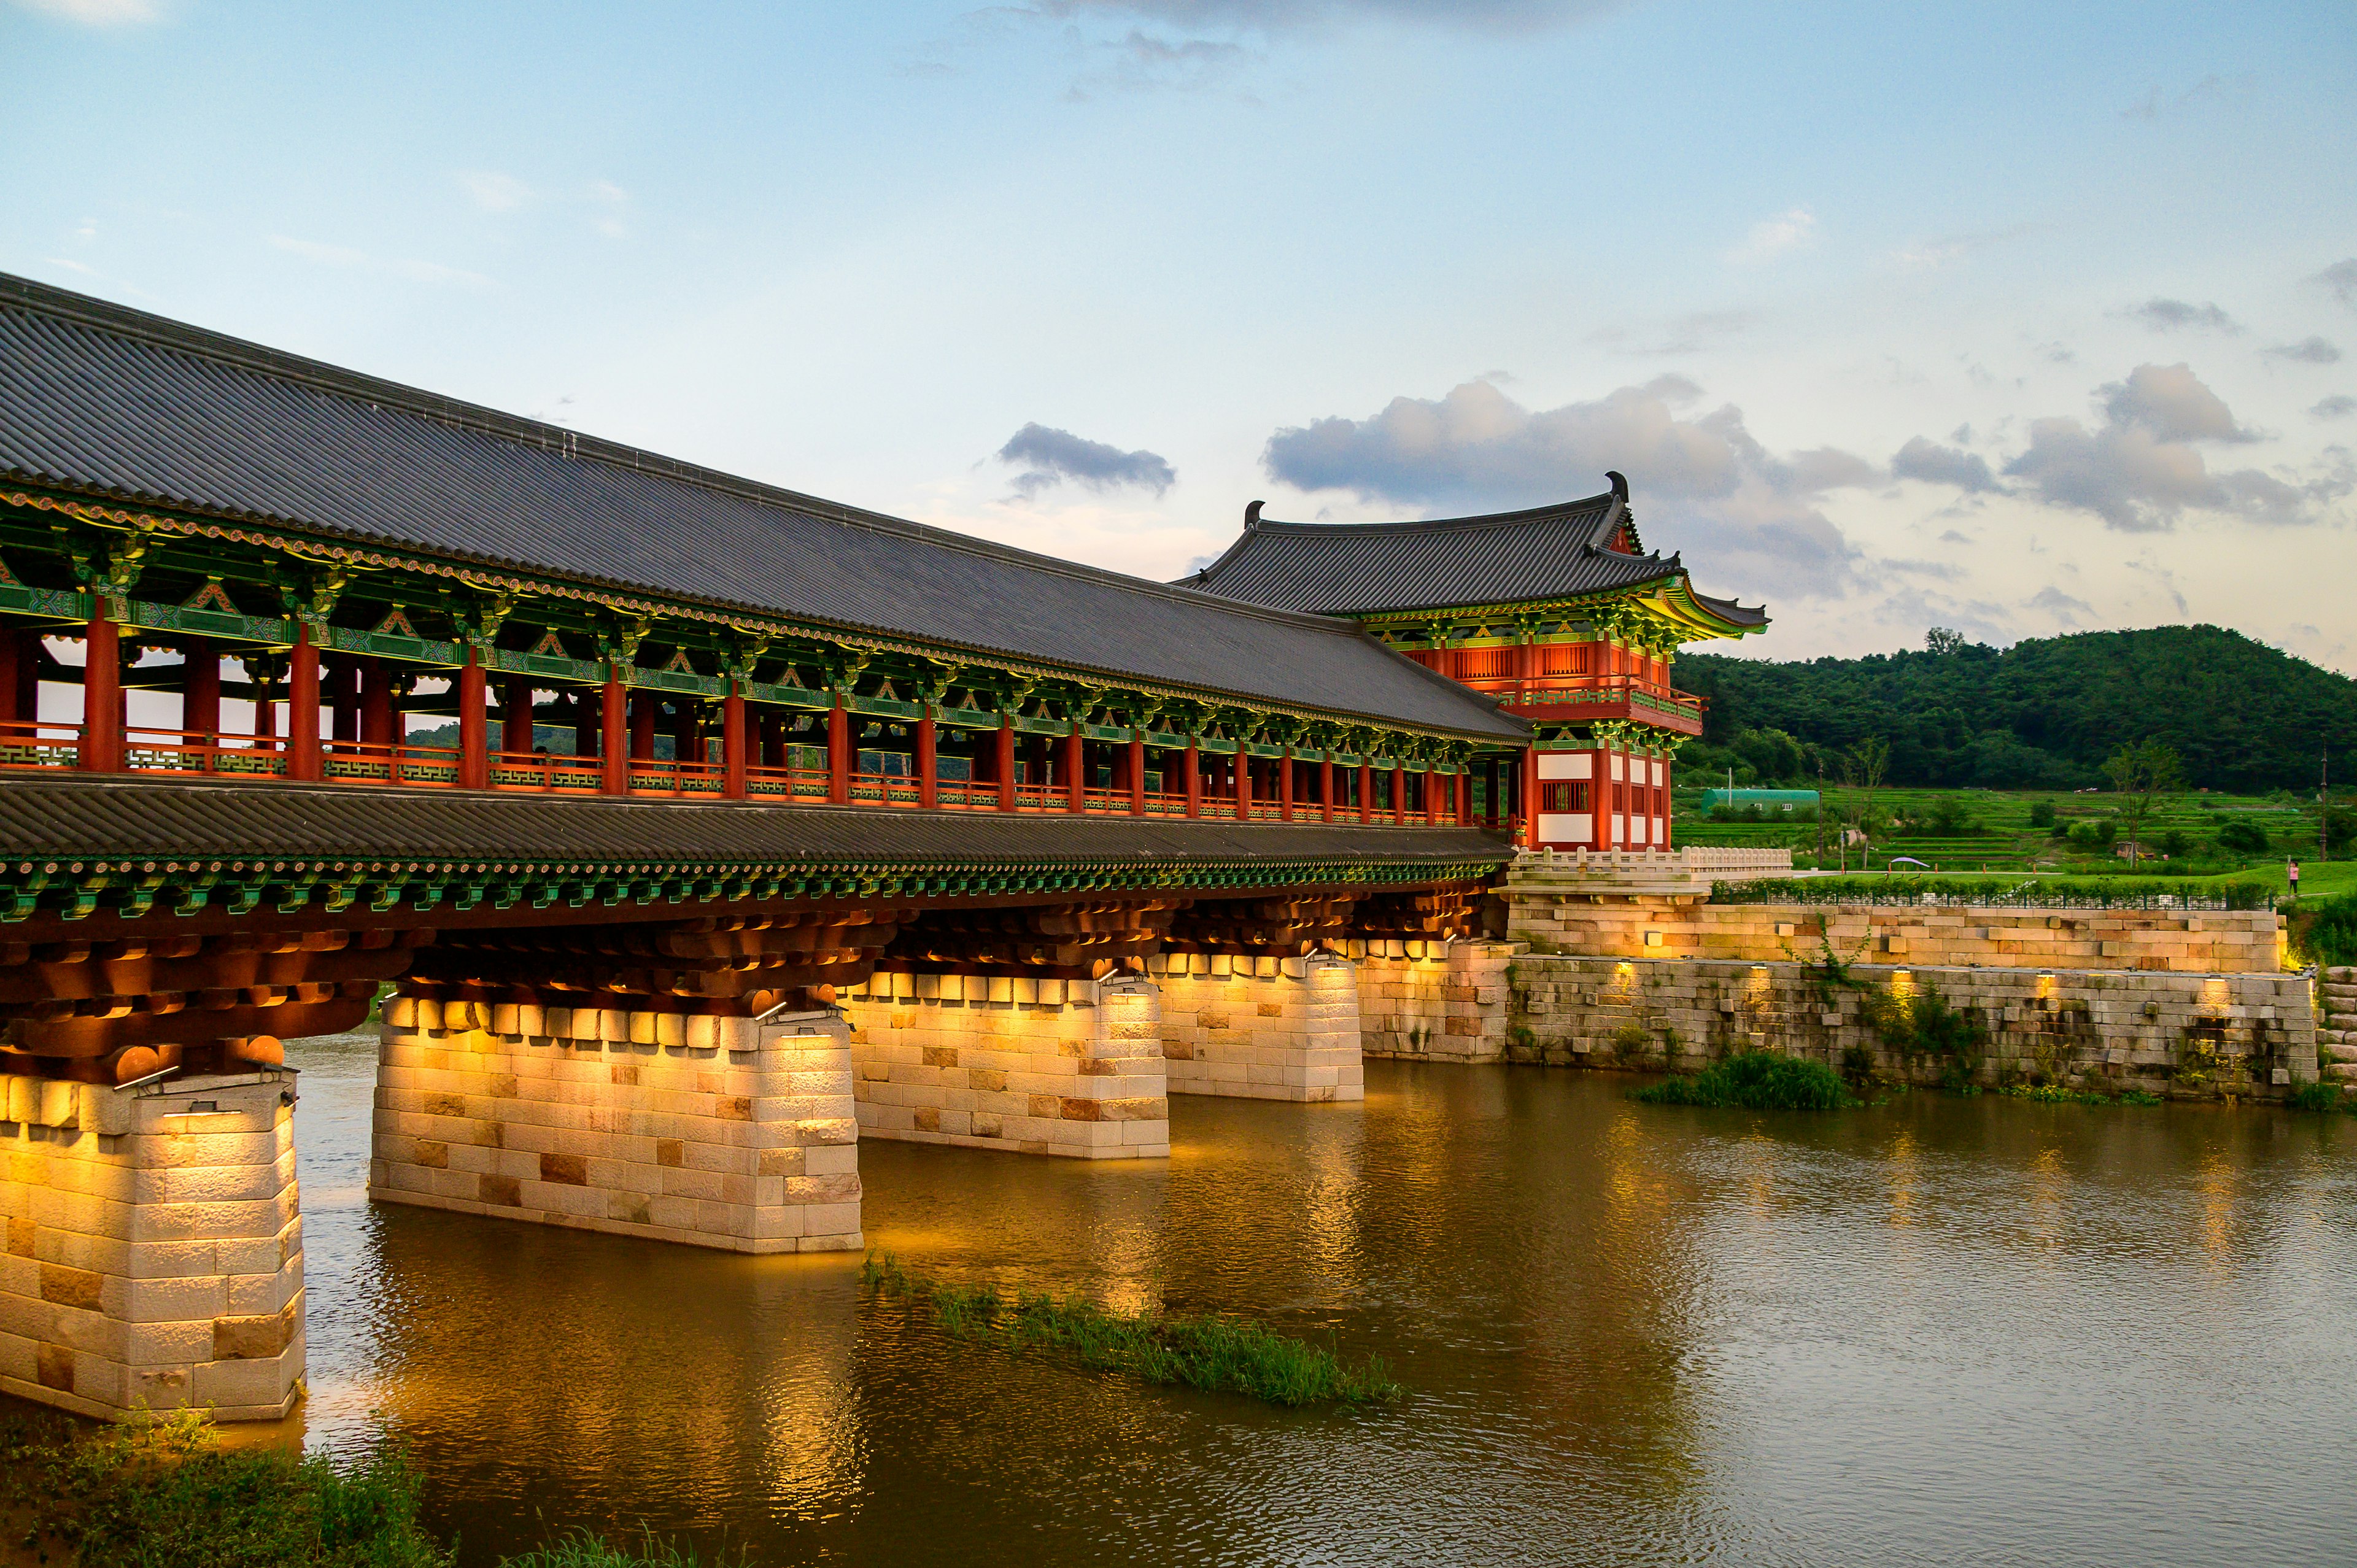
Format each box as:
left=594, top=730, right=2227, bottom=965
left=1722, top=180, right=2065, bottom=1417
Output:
left=271, top=1030, right=2357, bottom=1566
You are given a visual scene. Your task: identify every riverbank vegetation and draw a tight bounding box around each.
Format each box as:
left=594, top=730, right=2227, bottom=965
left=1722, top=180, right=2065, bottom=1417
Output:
left=0, top=1405, right=447, bottom=1568
left=861, top=1253, right=1401, bottom=1407
left=1630, top=1050, right=1854, bottom=1110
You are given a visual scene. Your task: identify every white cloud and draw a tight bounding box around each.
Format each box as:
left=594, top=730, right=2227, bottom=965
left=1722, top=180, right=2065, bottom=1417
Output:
left=459, top=171, right=533, bottom=213
left=1260, top=376, right=1868, bottom=597
left=8, top=0, right=161, bottom=24
left=1727, top=206, right=1815, bottom=266
left=266, top=234, right=494, bottom=291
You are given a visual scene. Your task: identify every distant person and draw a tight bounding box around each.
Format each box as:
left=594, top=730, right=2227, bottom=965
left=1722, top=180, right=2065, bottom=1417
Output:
left=2288, top=857, right=2301, bottom=896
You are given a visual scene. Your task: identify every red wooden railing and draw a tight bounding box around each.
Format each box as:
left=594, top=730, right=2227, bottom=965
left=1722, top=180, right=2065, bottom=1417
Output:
left=0, top=719, right=1483, bottom=827
left=323, top=738, right=461, bottom=788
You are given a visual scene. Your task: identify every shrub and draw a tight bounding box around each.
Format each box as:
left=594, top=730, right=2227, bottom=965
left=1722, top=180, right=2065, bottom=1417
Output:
left=2288, top=894, right=2357, bottom=968
left=2216, top=819, right=2270, bottom=855
left=2029, top=801, right=2057, bottom=828
left=2289, top=1080, right=2346, bottom=1114
left=1863, top=981, right=1986, bottom=1057
left=1631, top=1050, right=1853, bottom=1110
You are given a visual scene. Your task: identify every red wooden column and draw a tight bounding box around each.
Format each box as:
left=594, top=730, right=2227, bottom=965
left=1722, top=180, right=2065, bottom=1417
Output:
left=1235, top=749, right=1252, bottom=820
left=917, top=710, right=939, bottom=808
left=457, top=651, right=489, bottom=789
left=994, top=717, right=1016, bottom=810
left=501, top=678, right=533, bottom=756
left=1320, top=755, right=1335, bottom=824
left=1357, top=762, right=1374, bottom=825
left=0, top=628, right=28, bottom=724
left=1183, top=737, right=1201, bottom=818
left=1392, top=763, right=1409, bottom=825
left=629, top=692, right=655, bottom=760
left=1128, top=733, right=1147, bottom=816
left=1455, top=766, right=1470, bottom=826
left=1280, top=746, right=1295, bottom=821
left=599, top=675, right=627, bottom=794
left=287, top=627, right=320, bottom=781
left=1522, top=746, right=1542, bottom=846
left=182, top=638, right=220, bottom=742
left=79, top=612, right=121, bottom=772
left=1423, top=765, right=1439, bottom=825
left=828, top=695, right=851, bottom=805
left=722, top=688, right=748, bottom=799
left=1064, top=727, right=1085, bottom=813
left=357, top=660, right=392, bottom=747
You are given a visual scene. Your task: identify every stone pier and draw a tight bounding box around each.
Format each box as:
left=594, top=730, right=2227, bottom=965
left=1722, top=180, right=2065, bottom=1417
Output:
left=838, top=972, right=1169, bottom=1158
left=371, top=999, right=861, bottom=1253
left=1357, top=938, right=1519, bottom=1063
left=1, top=1068, right=304, bottom=1421
left=1149, top=951, right=1364, bottom=1102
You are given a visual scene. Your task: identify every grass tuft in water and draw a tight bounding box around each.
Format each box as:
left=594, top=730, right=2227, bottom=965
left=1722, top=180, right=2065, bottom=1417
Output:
left=1630, top=1050, right=1854, bottom=1110
left=501, top=1528, right=722, bottom=1568
left=861, top=1253, right=1401, bottom=1407
left=2003, top=1083, right=2163, bottom=1107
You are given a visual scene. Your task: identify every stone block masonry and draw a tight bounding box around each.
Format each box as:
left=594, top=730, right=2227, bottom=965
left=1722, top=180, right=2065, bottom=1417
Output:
left=2321, top=967, right=2357, bottom=1083
left=371, top=1001, right=860, bottom=1254
left=837, top=973, right=1167, bottom=1159
left=1504, top=956, right=2317, bottom=1102
left=1511, top=900, right=2283, bottom=976
left=1150, top=951, right=1363, bottom=1102
left=1353, top=938, right=1518, bottom=1064
left=1, top=1068, right=304, bottom=1422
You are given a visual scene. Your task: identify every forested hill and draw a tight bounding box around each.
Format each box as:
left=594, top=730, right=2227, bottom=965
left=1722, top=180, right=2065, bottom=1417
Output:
left=1674, top=625, right=2357, bottom=793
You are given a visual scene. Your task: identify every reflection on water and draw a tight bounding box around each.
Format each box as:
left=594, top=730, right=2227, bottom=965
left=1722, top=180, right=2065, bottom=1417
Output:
left=273, top=1032, right=2357, bottom=1566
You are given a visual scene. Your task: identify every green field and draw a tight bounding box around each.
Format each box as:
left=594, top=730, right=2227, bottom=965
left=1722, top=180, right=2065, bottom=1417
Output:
left=1672, top=785, right=2350, bottom=894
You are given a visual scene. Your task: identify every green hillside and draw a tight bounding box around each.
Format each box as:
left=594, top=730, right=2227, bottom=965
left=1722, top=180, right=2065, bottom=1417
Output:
left=1676, top=625, right=2356, bottom=794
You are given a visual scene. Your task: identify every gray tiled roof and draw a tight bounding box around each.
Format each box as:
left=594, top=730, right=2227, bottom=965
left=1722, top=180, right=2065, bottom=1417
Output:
left=1182, top=492, right=1765, bottom=625
left=0, top=775, right=1511, bottom=872
left=0, top=274, right=1524, bottom=740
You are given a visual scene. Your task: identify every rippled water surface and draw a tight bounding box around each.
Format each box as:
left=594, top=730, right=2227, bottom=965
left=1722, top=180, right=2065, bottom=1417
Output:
left=270, top=1031, right=2357, bottom=1566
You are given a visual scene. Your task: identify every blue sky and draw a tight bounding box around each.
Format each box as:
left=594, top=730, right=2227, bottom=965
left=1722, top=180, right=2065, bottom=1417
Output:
left=4, top=0, right=2352, bottom=667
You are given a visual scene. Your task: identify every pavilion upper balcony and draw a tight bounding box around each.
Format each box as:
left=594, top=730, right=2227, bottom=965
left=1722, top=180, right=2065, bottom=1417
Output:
left=0, top=623, right=1503, bottom=832
left=1398, top=638, right=1706, bottom=737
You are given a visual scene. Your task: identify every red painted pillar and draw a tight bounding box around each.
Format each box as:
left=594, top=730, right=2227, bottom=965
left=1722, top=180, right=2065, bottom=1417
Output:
left=1184, top=738, right=1201, bottom=818
left=1522, top=746, right=1542, bottom=846
left=1129, top=733, right=1147, bottom=816
left=629, top=692, right=654, bottom=760
left=1235, top=749, right=1252, bottom=820
left=357, top=660, right=392, bottom=747
left=1064, top=727, right=1086, bottom=813
left=79, top=613, right=120, bottom=772
left=1392, top=764, right=1408, bottom=825
left=1357, top=763, right=1374, bottom=825
left=1280, top=747, right=1295, bottom=821
left=458, top=651, right=488, bottom=789
left=0, top=628, right=26, bottom=724
left=829, top=695, right=851, bottom=805
left=501, top=678, right=533, bottom=756
left=1320, top=755, right=1335, bottom=824
left=600, top=675, right=627, bottom=794
left=1662, top=752, right=1673, bottom=849
left=918, top=711, right=939, bottom=808
left=722, top=688, right=748, bottom=799
left=287, top=627, right=319, bottom=781
left=1423, top=765, right=1439, bottom=825
left=996, top=717, right=1017, bottom=811
left=182, top=638, right=220, bottom=741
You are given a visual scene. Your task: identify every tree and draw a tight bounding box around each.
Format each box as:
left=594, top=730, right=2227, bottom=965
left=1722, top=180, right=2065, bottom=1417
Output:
left=2104, top=739, right=2183, bottom=866
left=1925, top=626, right=1966, bottom=656
left=1841, top=736, right=1892, bottom=870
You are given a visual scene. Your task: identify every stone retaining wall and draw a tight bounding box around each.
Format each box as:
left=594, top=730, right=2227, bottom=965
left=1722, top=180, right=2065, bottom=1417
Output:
left=371, top=1000, right=861, bottom=1253
left=1, top=1069, right=304, bottom=1421
left=1149, top=951, right=1363, bottom=1102
left=1357, top=940, right=1516, bottom=1064
left=837, top=973, right=1167, bottom=1159
left=1504, top=956, right=2316, bottom=1100
left=2321, top=967, right=2357, bottom=1081
left=1510, top=899, right=2282, bottom=975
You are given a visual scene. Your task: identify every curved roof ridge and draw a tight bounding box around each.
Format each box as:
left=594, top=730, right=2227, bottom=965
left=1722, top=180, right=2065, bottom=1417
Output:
left=1247, top=490, right=1621, bottom=537
left=0, top=272, right=1533, bottom=738
left=0, top=272, right=1400, bottom=644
